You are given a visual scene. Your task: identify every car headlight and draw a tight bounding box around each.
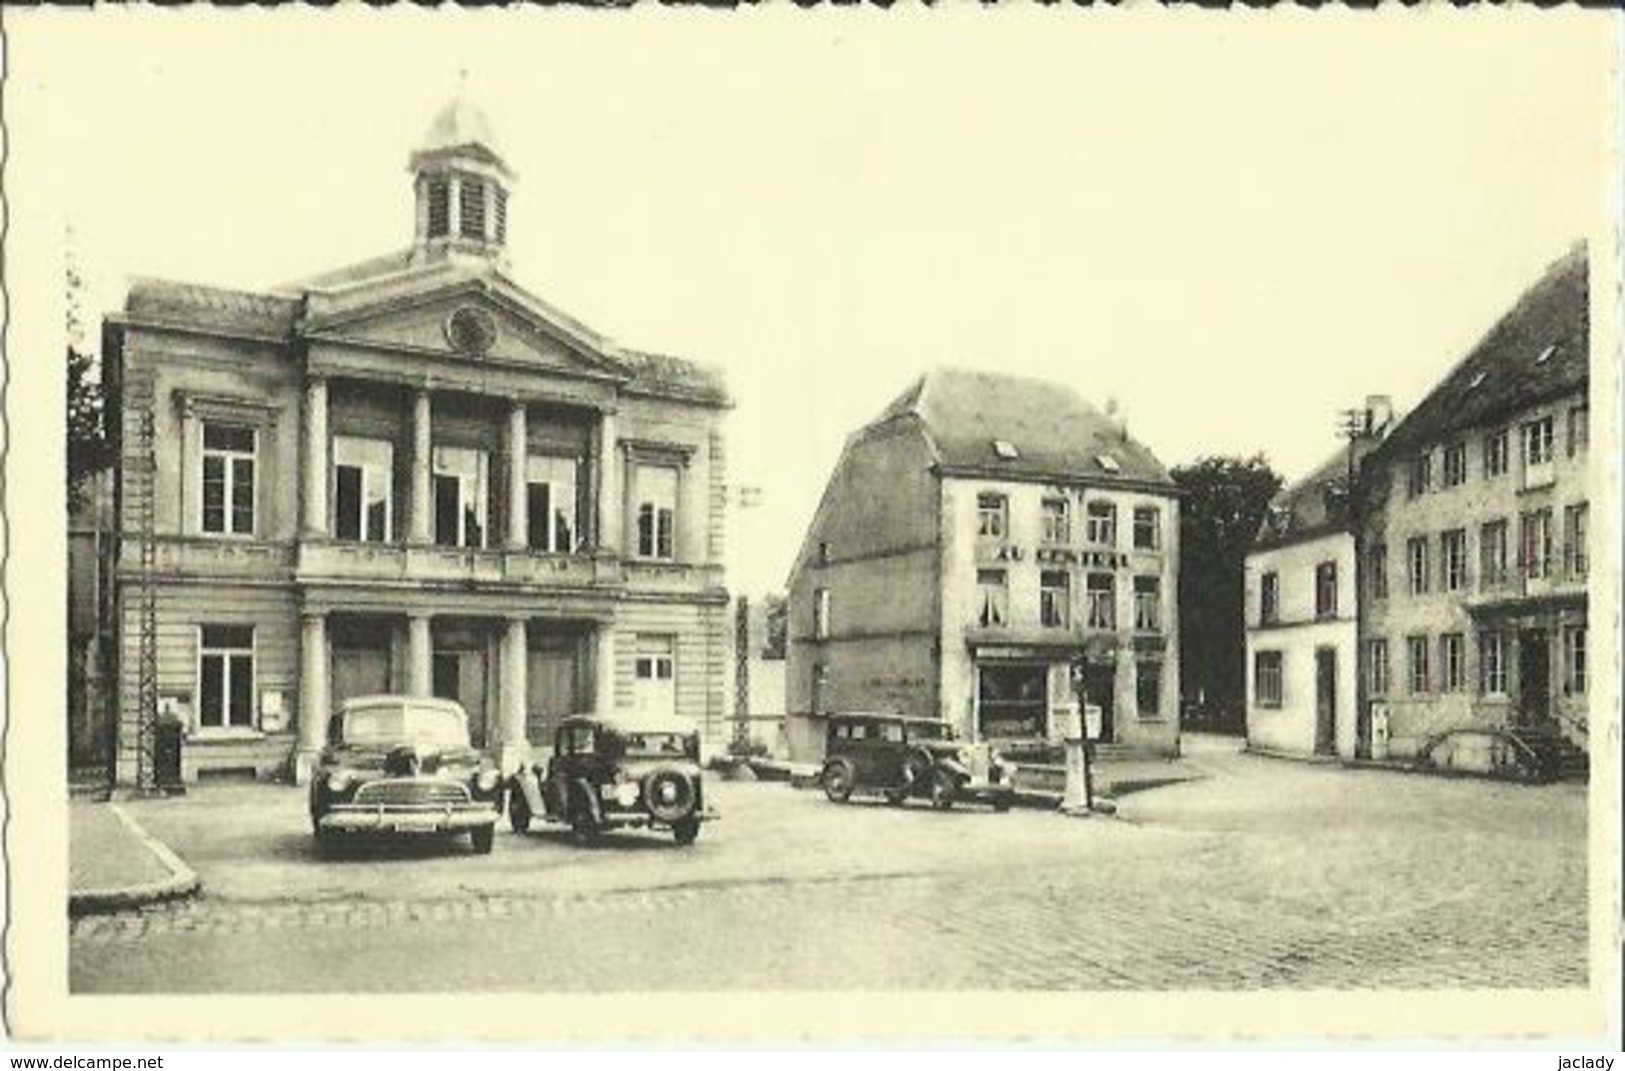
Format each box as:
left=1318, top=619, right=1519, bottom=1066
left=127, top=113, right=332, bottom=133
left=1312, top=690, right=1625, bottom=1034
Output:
left=616, top=782, right=640, bottom=807
left=325, top=769, right=359, bottom=794
left=475, top=769, right=500, bottom=793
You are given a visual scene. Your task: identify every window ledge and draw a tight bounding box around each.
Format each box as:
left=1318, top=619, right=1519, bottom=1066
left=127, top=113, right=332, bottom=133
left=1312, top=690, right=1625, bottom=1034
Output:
left=188, top=728, right=267, bottom=743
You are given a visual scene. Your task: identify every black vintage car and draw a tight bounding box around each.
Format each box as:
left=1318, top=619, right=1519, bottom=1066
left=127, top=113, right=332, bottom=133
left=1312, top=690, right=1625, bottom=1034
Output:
left=308, top=695, right=504, bottom=853
left=820, top=711, right=1015, bottom=811
left=508, top=714, right=715, bottom=846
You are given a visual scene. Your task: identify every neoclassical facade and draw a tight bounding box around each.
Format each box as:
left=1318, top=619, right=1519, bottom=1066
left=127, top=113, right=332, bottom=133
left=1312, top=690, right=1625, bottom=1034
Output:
left=105, top=99, right=731, bottom=786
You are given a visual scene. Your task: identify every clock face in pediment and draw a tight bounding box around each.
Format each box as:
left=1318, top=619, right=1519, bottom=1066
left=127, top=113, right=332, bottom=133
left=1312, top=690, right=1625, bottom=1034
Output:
left=445, top=304, right=499, bottom=355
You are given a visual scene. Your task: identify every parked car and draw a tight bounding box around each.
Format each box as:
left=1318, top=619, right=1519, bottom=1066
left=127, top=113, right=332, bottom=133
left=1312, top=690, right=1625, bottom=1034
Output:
left=509, top=713, right=715, bottom=846
left=820, top=711, right=1014, bottom=811
left=308, top=695, right=503, bottom=853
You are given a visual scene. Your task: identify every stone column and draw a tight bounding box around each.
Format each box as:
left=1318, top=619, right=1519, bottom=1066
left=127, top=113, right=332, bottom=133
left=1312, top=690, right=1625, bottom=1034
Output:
left=406, top=612, right=433, bottom=697
left=596, top=412, right=620, bottom=554
left=410, top=389, right=432, bottom=544
left=507, top=403, right=528, bottom=550
left=302, top=376, right=329, bottom=537
left=594, top=624, right=617, bottom=714
left=295, top=611, right=329, bottom=784
left=499, top=616, right=529, bottom=773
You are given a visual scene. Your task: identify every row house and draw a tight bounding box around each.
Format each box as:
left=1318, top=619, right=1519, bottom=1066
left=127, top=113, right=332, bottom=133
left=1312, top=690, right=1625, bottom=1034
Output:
left=1244, top=399, right=1395, bottom=760
left=103, top=98, right=731, bottom=786
left=1360, top=245, right=1590, bottom=763
left=784, top=369, right=1180, bottom=763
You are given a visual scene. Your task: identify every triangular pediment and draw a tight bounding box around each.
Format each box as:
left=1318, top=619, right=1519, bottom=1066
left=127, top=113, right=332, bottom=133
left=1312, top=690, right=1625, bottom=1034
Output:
left=300, top=270, right=626, bottom=380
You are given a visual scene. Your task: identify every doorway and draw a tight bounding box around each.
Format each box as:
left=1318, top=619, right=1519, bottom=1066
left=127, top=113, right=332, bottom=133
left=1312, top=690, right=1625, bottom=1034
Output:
left=527, top=631, right=582, bottom=744
left=1314, top=648, right=1337, bottom=755
left=432, top=643, right=490, bottom=746
left=1517, top=629, right=1550, bottom=725
left=1079, top=662, right=1116, bottom=743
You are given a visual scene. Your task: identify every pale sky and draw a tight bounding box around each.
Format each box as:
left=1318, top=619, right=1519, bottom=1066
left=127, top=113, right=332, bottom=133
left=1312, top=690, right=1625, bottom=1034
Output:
left=11, top=8, right=1614, bottom=595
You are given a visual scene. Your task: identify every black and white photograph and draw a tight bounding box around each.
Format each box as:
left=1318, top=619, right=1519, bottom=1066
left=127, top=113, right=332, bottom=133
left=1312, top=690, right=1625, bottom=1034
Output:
left=2, top=5, right=1620, bottom=1049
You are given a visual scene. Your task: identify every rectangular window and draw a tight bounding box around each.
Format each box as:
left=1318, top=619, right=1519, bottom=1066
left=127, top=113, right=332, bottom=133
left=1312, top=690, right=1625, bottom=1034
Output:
left=1041, top=498, right=1070, bottom=545
left=976, top=569, right=1008, bottom=628
left=1314, top=561, right=1338, bottom=619
left=526, top=455, right=578, bottom=553
left=977, top=493, right=1008, bottom=540
left=333, top=436, right=392, bottom=543
left=1260, top=571, right=1279, bottom=625
left=1484, top=428, right=1509, bottom=478
left=1523, top=416, right=1555, bottom=467
left=1479, top=631, right=1507, bottom=696
left=198, top=624, right=254, bottom=729
left=1564, top=503, right=1588, bottom=579
left=811, top=662, right=829, bottom=714
left=201, top=423, right=256, bottom=535
left=1085, top=501, right=1118, bottom=546
left=1407, top=453, right=1432, bottom=497
left=977, top=663, right=1048, bottom=740
left=1366, top=639, right=1389, bottom=697
left=1254, top=651, right=1283, bottom=708
left=1564, top=627, right=1587, bottom=696
left=1568, top=405, right=1589, bottom=456
left=459, top=178, right=487, bottom=239
left=1520, top=509, right=1552, bottom=579
left=633, top=464, right=679, bottom=560
left=1407, top=635, right=1431, bottom=694
left=1135, top=661, right=1161, bottom=720
left=1133, top=575, right=1161, bottom=632
left=1442, top=442, right=1467, bottom=488
left=1368, top=543, right=1388, bottom=600
left=431, top=446, right=488, bottom=549
left=1039, top=570, right=1070, bottom=629
left=426, top=178, right=450, bottom=238
left=1480, top=520, right=1509, bottom=590
left=813, top=588, right=831, bottom=640
left=1407, top=536, right=1430, bottom=596
left=1440, top=529, right=1468, bottom=593
left=1132, top=506, right=1161, bottom=550
left=1440, top=632, right=1465, bottom=692
left=1085, top=573, right=1116, bottom=630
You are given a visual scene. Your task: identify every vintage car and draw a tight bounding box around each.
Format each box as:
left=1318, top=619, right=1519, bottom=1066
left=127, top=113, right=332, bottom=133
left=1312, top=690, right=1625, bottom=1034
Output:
left=820, top=711, right=1015, bottom=811
left=508, top=713, right=714, bottom=845
left=308, top=695, right=504, bottom=853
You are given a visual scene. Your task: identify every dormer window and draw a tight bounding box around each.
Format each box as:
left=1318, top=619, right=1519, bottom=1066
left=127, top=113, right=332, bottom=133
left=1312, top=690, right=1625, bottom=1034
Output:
left=992, top=439, right=1020, bottom=460
left=1096, top=454, right=1121, bottom=474
left=459, top=178, right=487, bottom=240
left=1468, top=371, right=1487, bottom=389
left=426, top=178, right=450, bottom=238
left=1535, top=343, right=1557, bottom=365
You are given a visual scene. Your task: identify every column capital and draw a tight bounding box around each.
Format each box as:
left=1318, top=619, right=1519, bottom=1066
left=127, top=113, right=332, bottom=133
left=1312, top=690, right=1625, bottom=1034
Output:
left=405, top=608, right=434, bottom=622
left=300, top=608, right=328, bottom=625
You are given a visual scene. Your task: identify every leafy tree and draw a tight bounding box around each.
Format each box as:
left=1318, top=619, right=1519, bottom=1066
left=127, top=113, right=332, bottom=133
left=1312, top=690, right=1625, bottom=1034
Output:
left=760, top=593, right=788, bottom=661
left=1171, top=454, right=1284, bottom=732
left=67, top=346, right=112, bottom=515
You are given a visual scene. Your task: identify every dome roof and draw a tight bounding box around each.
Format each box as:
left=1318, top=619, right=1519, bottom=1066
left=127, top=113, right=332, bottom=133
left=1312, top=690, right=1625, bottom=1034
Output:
left=418, top=96, right=503, bottom=159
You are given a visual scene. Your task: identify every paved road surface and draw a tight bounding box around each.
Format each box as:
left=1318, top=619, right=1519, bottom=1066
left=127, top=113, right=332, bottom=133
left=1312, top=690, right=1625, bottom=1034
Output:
left=71, top=746, right=1587, bottom=992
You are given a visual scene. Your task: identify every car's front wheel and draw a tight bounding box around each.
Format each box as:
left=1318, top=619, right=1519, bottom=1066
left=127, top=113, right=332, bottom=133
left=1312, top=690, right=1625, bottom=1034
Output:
left=672, top=817, right=701, bottom=846
left=509, top=791, right=532, bottom=834
left=930, top=769, right=958, bottom=810
left=822, top=759, right=856, bottom=803
left=470, top=825, right=495, bottom=854
left=570, top=808, right=599, bottom=844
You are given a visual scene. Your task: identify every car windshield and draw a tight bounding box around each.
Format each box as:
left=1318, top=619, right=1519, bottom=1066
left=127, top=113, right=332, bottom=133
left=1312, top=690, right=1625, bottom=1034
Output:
left=620, top=732, right=691, bottom=758
left=907, top=721, right=951, bottom=742
left=342, top=705, right=468, bottom=748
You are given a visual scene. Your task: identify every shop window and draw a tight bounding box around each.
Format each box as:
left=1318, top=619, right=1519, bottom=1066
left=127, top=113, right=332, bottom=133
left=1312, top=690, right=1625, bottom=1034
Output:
left=334, top=436, right=393, bottom=543
left=1254, top=651, right=1282, bottom=708
left=198, top=625, right=255, bottom=729
left=977, top=663, right=1047, bottom=739
left=201, top=423, right=256, bottom=536
left=526, top=455, right=578, bottom=553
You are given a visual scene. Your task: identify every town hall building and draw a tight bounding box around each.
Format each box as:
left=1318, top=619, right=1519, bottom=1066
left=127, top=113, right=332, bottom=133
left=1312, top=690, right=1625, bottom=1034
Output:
left=103, top=98, right=732, bottom=786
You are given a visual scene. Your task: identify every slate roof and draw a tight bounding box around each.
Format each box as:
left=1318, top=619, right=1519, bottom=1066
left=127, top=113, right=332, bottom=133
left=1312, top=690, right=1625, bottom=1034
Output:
left=1376, top=245, right=1588, bottom=458
left=122, top=278, right=300, bottom=338
left=1254, top=433, right=1387, bottom=549
left=278, top=248, right=419, bottom=294
left=876, top=368, right=1174, bottom=488
left=618, top=349, right=731, bottom=406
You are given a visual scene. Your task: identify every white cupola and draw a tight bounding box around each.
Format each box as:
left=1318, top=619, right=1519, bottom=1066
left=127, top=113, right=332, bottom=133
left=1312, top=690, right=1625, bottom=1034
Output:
left=408, top=95, right=514, bottom=266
